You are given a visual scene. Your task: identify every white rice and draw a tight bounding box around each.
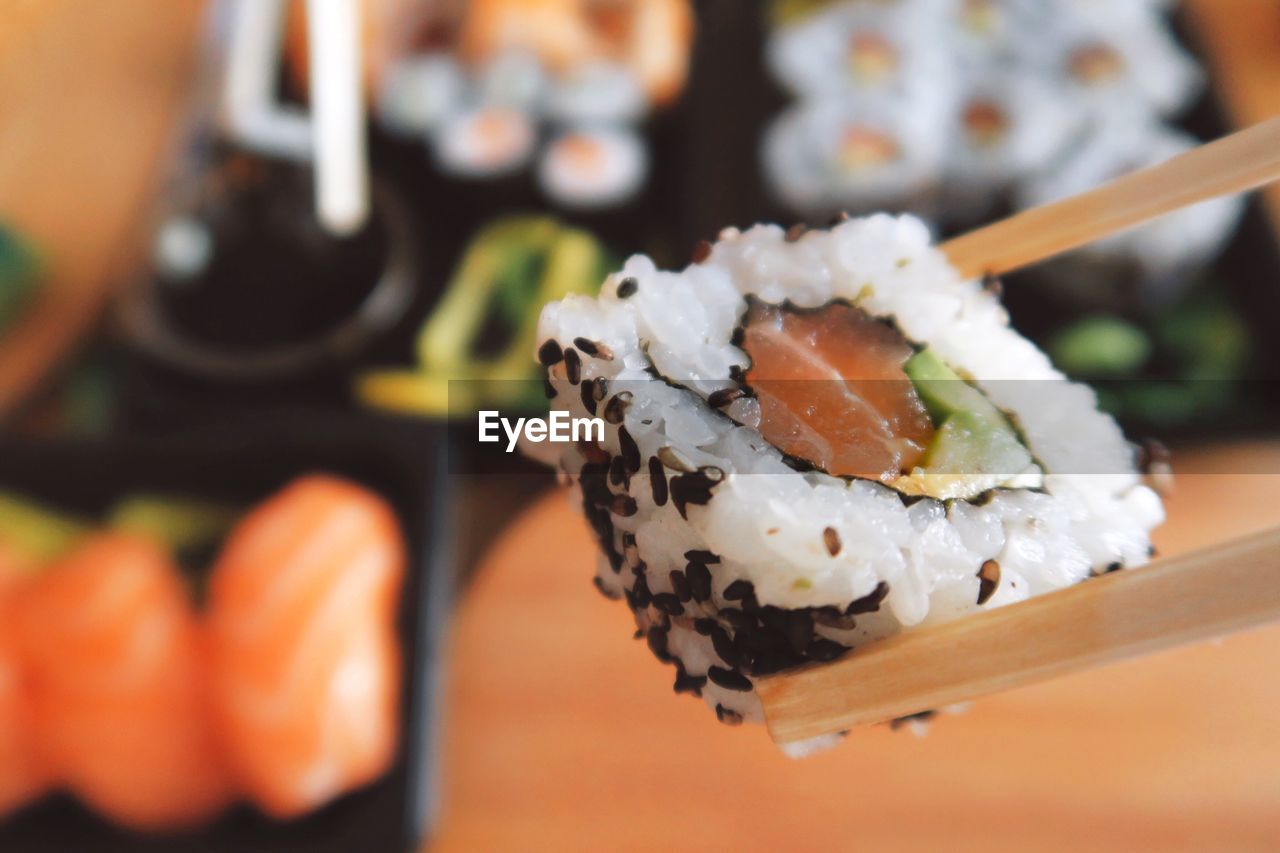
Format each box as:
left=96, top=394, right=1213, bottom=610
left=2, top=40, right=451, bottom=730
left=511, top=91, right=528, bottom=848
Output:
left=536, top=214, right=1165, bottom=746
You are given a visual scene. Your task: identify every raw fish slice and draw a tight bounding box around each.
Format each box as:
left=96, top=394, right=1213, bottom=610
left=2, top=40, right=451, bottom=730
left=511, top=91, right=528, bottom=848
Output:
left=16, top=533, right=232, bottom=831
left=742, top=300, right=934, bottom=481
left=208, top=475, right=404, bottom=820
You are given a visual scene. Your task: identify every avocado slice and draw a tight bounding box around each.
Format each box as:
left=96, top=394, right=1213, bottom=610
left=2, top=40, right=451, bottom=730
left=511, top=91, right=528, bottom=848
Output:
left=903, top=348, right=1032, bottom=482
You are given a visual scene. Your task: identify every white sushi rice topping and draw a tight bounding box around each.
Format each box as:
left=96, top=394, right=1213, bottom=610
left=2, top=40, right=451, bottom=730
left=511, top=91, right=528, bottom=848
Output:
left=537, top=214, right=1164, bottom=740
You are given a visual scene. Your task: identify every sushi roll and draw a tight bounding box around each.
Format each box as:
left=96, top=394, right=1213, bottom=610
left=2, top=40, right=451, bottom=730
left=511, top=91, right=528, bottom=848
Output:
left=545, top=60, right=648, bottom=125
left=1019, top=120, right=1245, bottom=294
left=432, top=106, right=538, bottom=179
left=762, top=95, right=947, bottom=218
left=375, top=53, right=467, bottom=137
left=940, top=73, right=1080, bottom=215
left=535, top=215, right=1164, bottom=751
left=538, top=127, right=648, bottom=210
left=1014, top=3, right=1201, bottom=121
left=765, top=0, right=954, bottom=104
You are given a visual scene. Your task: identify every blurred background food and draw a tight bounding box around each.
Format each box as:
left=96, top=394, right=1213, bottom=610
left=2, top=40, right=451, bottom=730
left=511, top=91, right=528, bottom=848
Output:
left=0, top=0, right=1277, bottom=850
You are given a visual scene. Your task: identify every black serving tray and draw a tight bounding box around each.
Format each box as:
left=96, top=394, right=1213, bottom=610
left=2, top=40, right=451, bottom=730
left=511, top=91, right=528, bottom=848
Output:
left=0, top=412, right=454, bottom=853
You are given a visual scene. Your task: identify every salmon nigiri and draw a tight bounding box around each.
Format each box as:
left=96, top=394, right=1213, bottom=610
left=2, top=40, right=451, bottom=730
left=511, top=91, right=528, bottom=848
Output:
left=207, top=475, right=405, bottom=820
left=16, top=533, right=232, bottom=831
left=0, top=542, right=47, bottom=818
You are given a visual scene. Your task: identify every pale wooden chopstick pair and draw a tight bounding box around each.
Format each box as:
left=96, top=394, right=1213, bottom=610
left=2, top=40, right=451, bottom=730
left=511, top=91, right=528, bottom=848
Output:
left=760, top=116, right=1280, bottom=745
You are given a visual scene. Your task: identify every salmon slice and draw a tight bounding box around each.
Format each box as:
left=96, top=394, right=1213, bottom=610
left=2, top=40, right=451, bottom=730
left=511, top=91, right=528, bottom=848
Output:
left=15, top=533, right=232, bottom=831
left=207, top=475, right=405, bottom=820
left=741, top=300, right=935, bottom=482
left=0, top=543, right=47, bottom=818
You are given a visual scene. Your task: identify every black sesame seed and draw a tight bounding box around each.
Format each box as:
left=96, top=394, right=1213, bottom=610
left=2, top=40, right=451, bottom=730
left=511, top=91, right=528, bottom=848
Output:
left=685, top=560, right=712, bottom=602
left=673, top=662, right=707, bottom=696
left=846, top=580, right=890, bottom=615
left=707, top=666, right=752, bottom=692
left=616, top=276, right=639, bottom=298
left=806, top=638, right=847, bottom=662
left=603, top=391, right=633, bottom=425
left=648, top=456, right=668, bottom=507
left=609, top=455, right=627, bottom=487
left=693, top=618, right=716, bottom=636
left=710, top=626, right=740, bottom=668
left=610, top=494, right=638, bottom=517
left=618, top=426, right=641, bottom=472
left=580, top=380, right=598, bottom=415
left=646, top=626, right=672, bottom=663
left=715, top=704, right=744, bottom=725
left=563, top=348, right=581, bottom=385
left=977, top=559, right=1000, bottom=605
left=812, top=606, right=857, bottom=631
left=631, top=573, right=652, bottom=609
left=781, top=610, right=814, bottom=655
left=823, top=526, right=841, bottom=557
left=684, top=549, right=721, bottom=564
left=591, top=576, right=619, bottom=600
left=669, top=467, right=723, bottom=519
left=572, top=337, right=613, bottom=360
left=691, top=239, right=712, bottom=264
left=537, top=339, right=564, bottom=366
left=723, top=579, right=754, bottom=602
left=669, top=570, right=691, bottom=602
left=1104, top=561, right=1123, bottom=574
left=720, top=607, right=755, bottom=631
left=708, top=387, right=745, bottom=408
left=651, top=592, right=685, bottom=616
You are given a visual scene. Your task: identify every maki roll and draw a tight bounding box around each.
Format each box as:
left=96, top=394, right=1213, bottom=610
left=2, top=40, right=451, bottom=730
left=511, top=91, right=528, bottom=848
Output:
left=762, top=95, right=945, bottom=218
left=536, top=215, right=1164, bottom=752
left=538, top=127, right=648, bottom=210
left=432, top=106, right=538, bottom=179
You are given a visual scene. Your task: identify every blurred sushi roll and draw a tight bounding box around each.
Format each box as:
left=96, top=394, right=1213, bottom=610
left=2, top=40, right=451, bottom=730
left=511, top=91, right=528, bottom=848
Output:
left=762, top=95, right=946, bottom=218
left=432, top=106, right=538, bottom=179
left=375, top=53, right=467, bottom=137
left=941, top=74, right=1080, bottom=212
left=475, top=50, right=551, bottom=112
left=1019, top=120, right=1244, bottom=291
left=766, top=0, right=955, bottom=103
left=538, top=127, right=648, bottom=210
left=1015, top=3, right=1202, bottom=121
left=536, top=215, right=1163, bottom=750
left=545, top=60, right=648, bottom=126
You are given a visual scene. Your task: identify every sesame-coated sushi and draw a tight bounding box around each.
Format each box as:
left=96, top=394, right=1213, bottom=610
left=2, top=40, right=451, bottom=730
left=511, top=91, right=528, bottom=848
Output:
left=535, top=215, right=1164, bottom=753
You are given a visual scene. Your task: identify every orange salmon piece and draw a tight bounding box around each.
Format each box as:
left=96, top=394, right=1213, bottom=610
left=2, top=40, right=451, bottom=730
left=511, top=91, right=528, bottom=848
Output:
left=16, top=533, right=232, bottom=831
left=742, top=300, right=935, bottom=482
left=207, top=475, right=405, bottom=820
left=0, top=543, right=47, bottom=818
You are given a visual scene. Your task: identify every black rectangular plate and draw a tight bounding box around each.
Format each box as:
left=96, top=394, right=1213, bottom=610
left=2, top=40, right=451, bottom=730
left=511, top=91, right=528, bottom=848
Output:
left=0, top=412, right=453, bottom=853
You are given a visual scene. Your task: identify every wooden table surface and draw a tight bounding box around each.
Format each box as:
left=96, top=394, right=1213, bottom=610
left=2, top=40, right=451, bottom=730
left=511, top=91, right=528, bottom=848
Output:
left=433, top=443, right=1280, bottom=853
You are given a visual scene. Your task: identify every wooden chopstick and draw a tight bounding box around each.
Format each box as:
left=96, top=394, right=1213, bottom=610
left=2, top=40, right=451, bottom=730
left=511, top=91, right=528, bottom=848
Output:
left=941, top=116, right=1280, bottom=279
left=756, top=525, right=1280, bottom=745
